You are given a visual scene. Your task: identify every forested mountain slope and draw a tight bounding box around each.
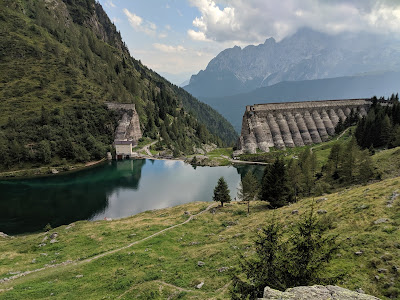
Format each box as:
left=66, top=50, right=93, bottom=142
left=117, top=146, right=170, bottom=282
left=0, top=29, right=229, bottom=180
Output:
left=0, top=0, right=237, bottom=170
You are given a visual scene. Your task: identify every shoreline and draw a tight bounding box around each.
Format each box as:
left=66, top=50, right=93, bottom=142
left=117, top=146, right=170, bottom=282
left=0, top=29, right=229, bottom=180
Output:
left=0, top=154, right=267, bottom=180
left=0, top=158, right=107, bottom=180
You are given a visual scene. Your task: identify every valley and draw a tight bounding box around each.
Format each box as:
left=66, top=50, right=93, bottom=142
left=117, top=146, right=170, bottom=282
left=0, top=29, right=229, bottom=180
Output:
left=2, top=0, right=400, bottom=299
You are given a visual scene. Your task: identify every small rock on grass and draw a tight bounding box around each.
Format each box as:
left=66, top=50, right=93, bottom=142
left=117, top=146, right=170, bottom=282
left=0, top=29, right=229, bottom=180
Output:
left=196, top=282, right=204, bottom=289
left=197, top=261, right=205, bottom=267
left=374, top=218, right=389, bottom=225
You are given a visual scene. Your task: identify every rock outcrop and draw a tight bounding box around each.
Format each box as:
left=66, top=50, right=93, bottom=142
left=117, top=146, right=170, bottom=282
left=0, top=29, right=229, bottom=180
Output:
left=237, top=99, right=371, bottom=154
left=260, top=285, right=380, bottom=300
left=106, top=103, right=142, bottom=144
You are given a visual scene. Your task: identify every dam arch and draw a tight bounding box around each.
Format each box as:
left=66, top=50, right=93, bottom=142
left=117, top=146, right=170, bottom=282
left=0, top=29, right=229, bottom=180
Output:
left=237, top=99, right=371, bottom=154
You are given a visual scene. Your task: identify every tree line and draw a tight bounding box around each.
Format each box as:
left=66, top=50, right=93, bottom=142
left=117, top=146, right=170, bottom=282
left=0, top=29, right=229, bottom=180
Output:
left=355, top=95, right=400, bottom=149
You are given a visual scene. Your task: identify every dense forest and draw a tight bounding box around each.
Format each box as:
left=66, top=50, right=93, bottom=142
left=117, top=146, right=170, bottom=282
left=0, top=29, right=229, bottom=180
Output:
left=0, top=0, right=237, bottom=170
left=356, top=95, right=400, bottom=149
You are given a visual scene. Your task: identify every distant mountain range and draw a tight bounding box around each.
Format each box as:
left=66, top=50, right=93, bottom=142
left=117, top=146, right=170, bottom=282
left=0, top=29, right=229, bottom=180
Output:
left=184, top=28, right=400, bottom=99
left=200, top=72, right=400, bottom=132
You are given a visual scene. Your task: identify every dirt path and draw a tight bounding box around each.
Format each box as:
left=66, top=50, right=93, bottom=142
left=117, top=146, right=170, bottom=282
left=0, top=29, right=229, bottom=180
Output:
left=0, top=203, right=216, bottom=286
left=138, top=140, right=158, bottom=157
left=336, top=127, right=350, bottom=140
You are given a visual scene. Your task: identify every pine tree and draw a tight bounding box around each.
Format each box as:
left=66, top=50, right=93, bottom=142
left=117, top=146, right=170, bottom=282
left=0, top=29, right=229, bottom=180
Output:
left=358, top=150, right=374, bottom=183
left=287, top=159, right=302, bottom=201
left=298, top=149, right=317, bottom=196
left=380, top=115, right=392, bottom=147
left=284, top=209, right=340, bottom=287
left=213, top=177, right=231, bottom=207
left=231, top=209, right=341, bottom=299
left=325, top=143, right=342, bottom=181
left=260, top=158, right=289, bottom=208
left=237, top=171, right=259, bottom=213
left=340, top=138, right=359, bottom=183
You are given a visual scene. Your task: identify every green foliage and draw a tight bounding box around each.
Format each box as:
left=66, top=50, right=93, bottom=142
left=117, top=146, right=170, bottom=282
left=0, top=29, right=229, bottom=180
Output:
left=213, top=177, right=231, bottom=207
left=355, top=96, right=400, bottom=149
left=231, top=210, right=340, bottom=299
left=260, top=158, right=290, bottom=208
left=0, top=0, right=236, bottom=170
left=237, top=171, right=259, bottom=213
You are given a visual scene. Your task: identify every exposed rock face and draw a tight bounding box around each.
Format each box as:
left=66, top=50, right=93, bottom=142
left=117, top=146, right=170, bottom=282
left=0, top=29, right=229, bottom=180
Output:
left=260, top=285, right=380, bottom=300
left=238, top=99, right=371, bottom=154
left=185, top=28, right=400, bottom=98
left=106, top=103, right=142, bottom=144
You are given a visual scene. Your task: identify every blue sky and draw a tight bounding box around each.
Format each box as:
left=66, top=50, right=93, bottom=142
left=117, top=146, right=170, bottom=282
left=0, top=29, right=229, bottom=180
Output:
left=98, top=0, right=226, bottom=85
left=98, top=0, right=400, bottom=85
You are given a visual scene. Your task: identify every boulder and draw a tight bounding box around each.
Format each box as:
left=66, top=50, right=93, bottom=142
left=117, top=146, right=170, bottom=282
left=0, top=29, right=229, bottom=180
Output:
left=317, top=209, right=327, bottom=214
left=373, top=218, right=389, bottom=225
left=197, top=261, right=205, bottom=267
left=260, top=285, right=380, bottom=299
left=196, top=282, right=204, bottom=289
left=0, top=232, right=9, bottom=238
left=316, top=197, right=328, bottom=203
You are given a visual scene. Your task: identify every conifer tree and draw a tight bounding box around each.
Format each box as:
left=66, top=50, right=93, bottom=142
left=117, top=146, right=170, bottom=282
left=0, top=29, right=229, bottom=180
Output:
left=213, top=177, right=231, bottom=207
left=260, top=158, right=289, bottom=208
left=231, top=209, right=340, bottom=299
left=287, top=159, right=303, bottom=201
left=237, top=171, right=259, bottom=213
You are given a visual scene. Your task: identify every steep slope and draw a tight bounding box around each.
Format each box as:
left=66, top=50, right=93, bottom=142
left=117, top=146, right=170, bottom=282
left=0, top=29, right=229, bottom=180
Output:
left=185, top=28, right=400, bottom=98
left=0, top=0, right=237, bottom=170
left=201, top=72, right=400, bottom=132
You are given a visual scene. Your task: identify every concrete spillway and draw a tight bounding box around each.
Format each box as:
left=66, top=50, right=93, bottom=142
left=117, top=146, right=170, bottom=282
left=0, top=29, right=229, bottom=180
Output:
left=237, top=99, right=372, bottom=154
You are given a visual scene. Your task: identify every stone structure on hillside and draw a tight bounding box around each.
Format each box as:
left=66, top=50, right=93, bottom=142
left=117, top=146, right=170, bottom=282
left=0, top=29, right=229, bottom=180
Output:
left=106, top=103, right=142, bottom=159
left=260, top=285, right=380, bottom=300
left=237, top=99, right=371, bottom=154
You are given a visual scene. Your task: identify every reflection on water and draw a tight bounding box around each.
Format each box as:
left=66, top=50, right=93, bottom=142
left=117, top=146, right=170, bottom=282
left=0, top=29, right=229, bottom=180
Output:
left=0, top=159, right=264, bottom=234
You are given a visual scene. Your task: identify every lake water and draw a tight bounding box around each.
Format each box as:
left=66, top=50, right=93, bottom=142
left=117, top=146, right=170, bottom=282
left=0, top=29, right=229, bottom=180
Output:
left=0, top=159, right=265, bottom=234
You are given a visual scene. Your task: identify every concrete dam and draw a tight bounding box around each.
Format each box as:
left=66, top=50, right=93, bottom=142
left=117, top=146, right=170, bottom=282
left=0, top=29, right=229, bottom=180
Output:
left=237, top=99, right=371, bottom=154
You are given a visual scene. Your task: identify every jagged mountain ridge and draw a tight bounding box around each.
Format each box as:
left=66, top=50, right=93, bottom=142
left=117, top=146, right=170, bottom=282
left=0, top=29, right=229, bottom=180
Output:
left=185, top=28, right=400, bottom=98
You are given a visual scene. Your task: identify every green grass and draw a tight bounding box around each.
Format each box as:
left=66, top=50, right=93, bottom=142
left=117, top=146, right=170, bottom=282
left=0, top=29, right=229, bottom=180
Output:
left=205, top=148, right=233, bottom=166
left=132, top=138, right=155, bottom=151
left=373, top=147, right=400, bottom=179
left=1, top=176, right=399, bottom=299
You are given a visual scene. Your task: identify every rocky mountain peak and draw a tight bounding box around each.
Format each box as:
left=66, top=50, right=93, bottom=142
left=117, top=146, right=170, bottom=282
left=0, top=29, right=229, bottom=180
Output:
left=184, top=28, right=400, bottom=98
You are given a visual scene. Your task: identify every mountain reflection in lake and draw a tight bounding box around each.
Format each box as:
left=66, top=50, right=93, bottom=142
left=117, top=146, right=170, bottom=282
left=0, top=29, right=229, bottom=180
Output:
left=0, top=159, right=264, bottom=234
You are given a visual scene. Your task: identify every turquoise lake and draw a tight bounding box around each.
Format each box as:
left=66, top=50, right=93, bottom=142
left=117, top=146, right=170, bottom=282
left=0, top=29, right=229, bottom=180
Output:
left=0, top=159, right=264, bottom=234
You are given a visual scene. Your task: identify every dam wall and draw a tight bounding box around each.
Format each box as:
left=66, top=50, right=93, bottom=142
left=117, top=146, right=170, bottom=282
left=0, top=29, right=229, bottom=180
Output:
left=237, top=99, right=371, bottom=154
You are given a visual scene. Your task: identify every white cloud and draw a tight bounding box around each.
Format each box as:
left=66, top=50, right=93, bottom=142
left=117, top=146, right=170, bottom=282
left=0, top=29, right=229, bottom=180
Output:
left=188, top=0, right=400, bottom=43
left=153, top=43, right=186, bottom=53
left=123, top=8, right=157, bottom=36
left=105, top=0, right=116, bottom=8
left=187, top=29, right=210, bottom=41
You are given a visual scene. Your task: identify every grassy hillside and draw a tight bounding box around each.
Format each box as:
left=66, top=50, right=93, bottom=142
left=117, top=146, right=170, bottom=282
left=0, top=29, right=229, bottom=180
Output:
left=0, top=0, right=237, bottom=171
left=0, top=174, right=399, bottom=299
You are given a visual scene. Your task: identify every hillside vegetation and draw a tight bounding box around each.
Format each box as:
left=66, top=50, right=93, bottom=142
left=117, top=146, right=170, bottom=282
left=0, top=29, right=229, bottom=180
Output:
left=0, top=0, right=237, bottom=171
left=0, top=173, right=399, bottom=299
